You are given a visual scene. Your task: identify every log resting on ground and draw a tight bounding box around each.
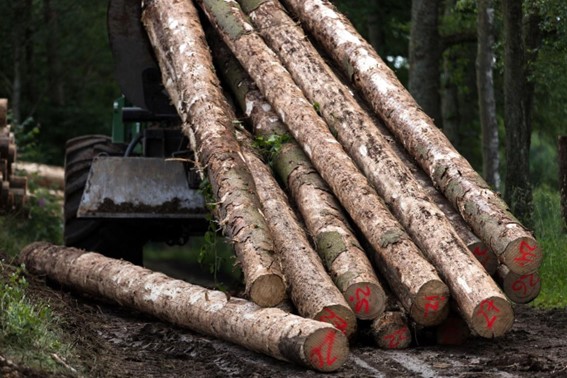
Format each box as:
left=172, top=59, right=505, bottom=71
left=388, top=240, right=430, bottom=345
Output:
left=281, top=0, right=541, bottom=275
left=141, top=0, right=286, bottom=307
left=19, top=242, right=348, bottom=372
left=496, top=265, right=541, bottom=304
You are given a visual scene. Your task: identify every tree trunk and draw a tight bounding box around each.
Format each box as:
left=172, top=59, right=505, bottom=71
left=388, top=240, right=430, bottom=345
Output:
left=197, top=0, right=449, bottom=327
left=0, top=99, right=7, bottom=127
left=560, top=136, right=567, bottom=231
left=236, top=130, right=357, bottom=337
left=19, top=242, right=349, bottom=372
left=495, top=265, right=541, bottom=304
left=242, top=0, right=511, bottom=336
left=282, top=0, right=541, bottom=275
left=476, top=0, right=500, bottom=189
left=213, top=42, right=386, bottom=320
left=408, top=0, right=442, bottom=125
left=502, top=0, right=533, bottom=226
left=44, top=0, right=65, bottom=106
left=141, top=0, right=285, bottom=307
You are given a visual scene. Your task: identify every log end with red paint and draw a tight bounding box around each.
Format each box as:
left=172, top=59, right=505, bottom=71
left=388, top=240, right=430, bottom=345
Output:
left=501, top=237, right=542, bottom=275
left=344, top=281, right=386, bottom=320
left=470, top=296, right=514, bottom=338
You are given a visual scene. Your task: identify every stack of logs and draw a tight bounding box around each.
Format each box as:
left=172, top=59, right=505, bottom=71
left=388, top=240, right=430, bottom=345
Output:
left=0, top=99, right=27, bottom=213
left=20, top=0, right=544, bottom=373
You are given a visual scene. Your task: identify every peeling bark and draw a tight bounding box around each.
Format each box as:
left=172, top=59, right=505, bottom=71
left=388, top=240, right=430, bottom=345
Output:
left=195, top=0, right=449, bottom=328
left=213, top=41, right=385, bottom=320
left=141, top=0, right=285, bottom=307
left=19, top=243, right=348, bottom=372
left=237, top=130, right=356, bottom=337
left=241, top=0, right=509, bottom=336
left=281, top=0, right=541, bottom=276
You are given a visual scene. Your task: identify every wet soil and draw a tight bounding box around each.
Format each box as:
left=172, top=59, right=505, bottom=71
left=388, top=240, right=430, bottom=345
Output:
left=1, top=259, right=566, bottom=378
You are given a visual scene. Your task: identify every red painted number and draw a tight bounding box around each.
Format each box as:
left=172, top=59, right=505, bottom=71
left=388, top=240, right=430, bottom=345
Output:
left=423, top=295, right=446, bottom=318
left=309, top=330, right=338, bottom=369
left=383, top=326, right=409, bottom=348
left=477, top=299, right=500, bottom=329
left=473, top=246, right=490, bottom=266
left=511, top=273, right=540, bottom=297
left=349, top=285, right=371, bottom=314
left=514, top=241, right=537, bottom=267
left=319, top=308, right=348, bottom=335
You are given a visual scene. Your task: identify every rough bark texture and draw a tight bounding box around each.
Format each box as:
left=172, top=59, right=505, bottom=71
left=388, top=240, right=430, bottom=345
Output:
left=243, top=0, right=510, bottom=335
left=141, top=0, right=285, bottom=307
left=502, top=0, right=533, bottom=226
left=14, top=161, right=64, bottom=190
left=560, top=136, right=567, bottom=230
left=370, top=311, right=412, bottom=349
left=237, top=130, right=357, bottom=337
left=408, top=0, right=442, bottom=125
left=196, top=0, right=449, bottom=328
left=19, top=242, right=348, bottom=372
left=496, top=265, right=541, bottom=304
left=476, top=0, right=500, bottom=189
left=282, top=0, right=541, bottom=276
left=213, top=42, right=386, bottom=320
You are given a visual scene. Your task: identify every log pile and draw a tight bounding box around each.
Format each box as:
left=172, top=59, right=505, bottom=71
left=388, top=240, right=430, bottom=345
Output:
left=0, top=99, right=28, bottom=213
left=20, top=0, right=544, bottom=372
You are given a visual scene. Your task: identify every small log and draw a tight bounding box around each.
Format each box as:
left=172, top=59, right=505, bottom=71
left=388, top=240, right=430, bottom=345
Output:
left=370, top=311, right=412, bottom=349
left=237, top=130, right=357, bottom=337
left=19, top=242, right=348, bottom=372
left=14, top=161, right=64, bottom=190
left=213, top=41, right=385, bottom=320
left=0, top=99, right=7, bottom=127
left=496, top=265, right=541, bottom=304
left=141, top=0, right=286, bottom=307
left=435, top=312, right=471, bottom=346
left=282, top=0, right=541, bottom=275
left=560, top=136, right=567, bottom=231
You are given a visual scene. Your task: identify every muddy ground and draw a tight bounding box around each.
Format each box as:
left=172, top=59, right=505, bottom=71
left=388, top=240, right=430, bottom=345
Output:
left=1, top=259, right=567, bottom=378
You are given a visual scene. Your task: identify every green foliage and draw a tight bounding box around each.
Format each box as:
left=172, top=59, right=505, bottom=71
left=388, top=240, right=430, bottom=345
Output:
left=531, top=187, right=567, bottom=308
left=253, top=133, right=292, bottom=165
left=0, top=263, right=72, bottom=372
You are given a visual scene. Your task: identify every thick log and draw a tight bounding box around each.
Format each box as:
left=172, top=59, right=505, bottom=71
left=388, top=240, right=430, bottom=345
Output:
left=281, top=0, right=541, bottom=275
left=14, top=161, right=64, bottom=190
left=237, top=130, right=357, bottom=336
left=241, top=0, right=511, bottom=337
left=141, top=0, right=285, bottom=307
left=370, top=311, right=412, bottom=349
left=213, top=41, right=385, bottom=320
left=496, top=265, right=541, bottom=304
left=19, top=242, right=348, bottom=372
left=560, top=136, right=567, bottom=231
left=195, top=0, right=449, bottom=327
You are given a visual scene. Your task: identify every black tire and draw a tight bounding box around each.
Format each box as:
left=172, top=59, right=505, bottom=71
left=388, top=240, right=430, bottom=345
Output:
left=64, top=135, right=146, bottom=265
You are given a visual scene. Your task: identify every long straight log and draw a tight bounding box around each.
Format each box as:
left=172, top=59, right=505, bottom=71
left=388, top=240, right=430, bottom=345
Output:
left=213, top=41, right=385, bottom=320
left=236, top=130, right=357, bottom=337
left=20, top=243, right=348, bottom=372
left=241, top=0, right=512, bottom=338
left=281, top=0, right=541, bottom=275
left=194, top=0, right=449, bottom=327
left=141, top=0, right=285, bottom=307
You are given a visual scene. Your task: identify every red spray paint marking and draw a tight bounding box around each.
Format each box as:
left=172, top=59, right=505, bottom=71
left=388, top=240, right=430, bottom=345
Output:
left=309, top=330, right=337, bottom=369
left=477, top=299, right=500, bottom=329
left=514, top=241, right=538, bottom=267
left=348, top=285, right=371, bottom=314
left=319, top=308, right=348, bottom=335
left=423, top=295, right=446, bottom=318
left=511, top=273, right=540, bottom=297
left=473, top=246, right=490, bottom=266
left=383, top=326, right=409, bottom=348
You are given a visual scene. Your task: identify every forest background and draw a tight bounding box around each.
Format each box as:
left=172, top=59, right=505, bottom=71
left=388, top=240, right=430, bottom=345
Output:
left=0, top=0, right=565, bottom=303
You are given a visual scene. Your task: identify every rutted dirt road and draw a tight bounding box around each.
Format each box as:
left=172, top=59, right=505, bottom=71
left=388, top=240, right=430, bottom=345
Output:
left=2, top=259, right=567, bottom=377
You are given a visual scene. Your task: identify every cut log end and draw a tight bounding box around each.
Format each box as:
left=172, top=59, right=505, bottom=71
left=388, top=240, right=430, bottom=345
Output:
left=501, top=237, right=542, bottom=275
left=497, top=265, right=541, bottom=304
left=314, top=304, right=357, bottom=338
left=344, top=281, right=386, bottom=320
left=468, top=241, right=498, bottom=276
left=302, top=327, right=349, bottom=372
left=436, top=314, right=470, bottom=345
left=370, top=311, right=411, bottom=349
left=248, top=274, right=287, bottom=307
left=0, top=99, right=7, bottom=127
left=470, top=296, right=514, bottom=338
left=410, top=279, right=450, bottom=326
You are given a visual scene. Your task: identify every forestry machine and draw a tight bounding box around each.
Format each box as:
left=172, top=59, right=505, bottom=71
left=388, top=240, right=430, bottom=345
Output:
left=64, top=0, right=208, bottom=265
